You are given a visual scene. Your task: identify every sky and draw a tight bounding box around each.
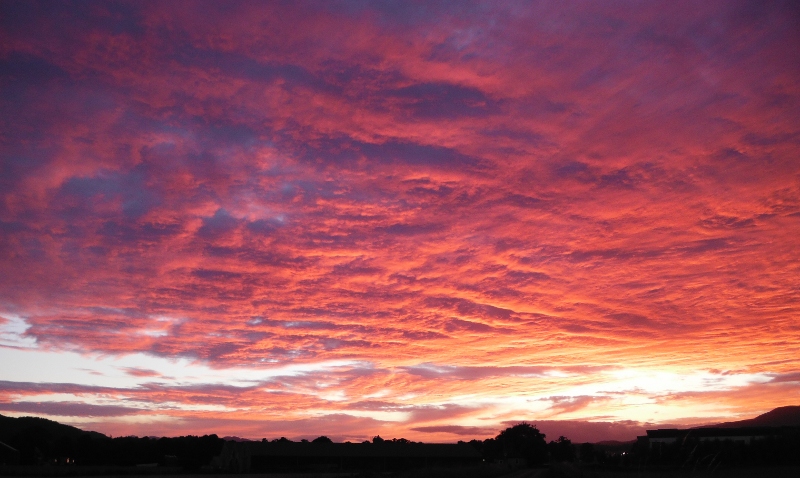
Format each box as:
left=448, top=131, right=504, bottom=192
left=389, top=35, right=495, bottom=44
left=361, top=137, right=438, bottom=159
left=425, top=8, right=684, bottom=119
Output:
left=1, top=0, right=799, bottom=444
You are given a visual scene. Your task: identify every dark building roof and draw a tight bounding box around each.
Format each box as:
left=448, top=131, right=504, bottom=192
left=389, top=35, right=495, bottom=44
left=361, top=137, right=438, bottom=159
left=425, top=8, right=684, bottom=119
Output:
left=241, top=441, right=481, bottom=459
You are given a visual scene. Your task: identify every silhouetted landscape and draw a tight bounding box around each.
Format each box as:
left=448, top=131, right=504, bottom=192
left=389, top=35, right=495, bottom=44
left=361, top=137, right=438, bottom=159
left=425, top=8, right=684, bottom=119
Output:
left=2, top=407, right=800, bottom=476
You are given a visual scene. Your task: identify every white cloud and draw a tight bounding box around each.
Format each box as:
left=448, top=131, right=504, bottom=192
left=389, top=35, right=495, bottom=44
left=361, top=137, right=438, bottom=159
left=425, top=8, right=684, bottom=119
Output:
left=0, top=314, right=37, bottom=348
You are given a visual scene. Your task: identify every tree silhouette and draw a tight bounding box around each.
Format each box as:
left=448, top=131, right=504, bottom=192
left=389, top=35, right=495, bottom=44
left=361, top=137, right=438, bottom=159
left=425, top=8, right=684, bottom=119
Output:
left=579, top=442, right=595, bottom=463
left=548, top=435, right=575, bottom=462
left=312, top=436, right=332, bottom=444
left=495, top=423, right=548, bottom=466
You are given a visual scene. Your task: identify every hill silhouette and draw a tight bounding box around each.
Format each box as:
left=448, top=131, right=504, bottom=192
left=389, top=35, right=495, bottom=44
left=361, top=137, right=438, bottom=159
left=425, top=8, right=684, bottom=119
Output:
left=712, top=406, right=800, bottom=428
left=0, top=414, right=107, bottom=443
left=0, top=414, right=222, bottom=468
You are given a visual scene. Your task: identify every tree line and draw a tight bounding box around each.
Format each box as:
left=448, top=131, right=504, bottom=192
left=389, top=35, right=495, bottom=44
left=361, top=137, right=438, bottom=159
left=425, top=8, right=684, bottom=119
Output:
left=3, top=414, right=799, bottom=471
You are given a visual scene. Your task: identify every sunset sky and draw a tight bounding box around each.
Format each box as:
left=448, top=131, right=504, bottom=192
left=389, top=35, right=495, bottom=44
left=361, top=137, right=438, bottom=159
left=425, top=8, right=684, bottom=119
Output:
left=1, top=1, right=799, bottom=443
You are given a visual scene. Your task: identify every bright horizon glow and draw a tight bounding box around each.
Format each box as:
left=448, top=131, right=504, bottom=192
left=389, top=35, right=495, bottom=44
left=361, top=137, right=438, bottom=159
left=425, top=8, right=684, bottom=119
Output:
left=1, top=0, right=799, bottom=444
left=0, top=343, right=781, bottom=440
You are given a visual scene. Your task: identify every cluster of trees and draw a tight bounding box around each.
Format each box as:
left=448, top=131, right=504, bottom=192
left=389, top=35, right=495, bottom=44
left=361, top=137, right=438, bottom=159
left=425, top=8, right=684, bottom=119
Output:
left=262, top=435, right=334, bottom=444
left=259, top=435, right=423, bottom=445
left=462, top=422, right=576, bottom=465
left=368, top=435, right=423, bottom=445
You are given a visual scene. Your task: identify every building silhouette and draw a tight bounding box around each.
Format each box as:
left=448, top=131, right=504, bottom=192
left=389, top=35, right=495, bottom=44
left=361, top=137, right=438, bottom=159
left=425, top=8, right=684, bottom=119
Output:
left=645, top=426, right=798, bottom=446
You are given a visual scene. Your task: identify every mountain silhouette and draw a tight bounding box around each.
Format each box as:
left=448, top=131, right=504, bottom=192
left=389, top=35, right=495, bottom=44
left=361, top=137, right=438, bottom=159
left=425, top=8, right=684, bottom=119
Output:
left=0, top=414, right=107, bottom=443
left=0, top=414, right=224, bottom=468
left=712, top=406, right=800, bottom=428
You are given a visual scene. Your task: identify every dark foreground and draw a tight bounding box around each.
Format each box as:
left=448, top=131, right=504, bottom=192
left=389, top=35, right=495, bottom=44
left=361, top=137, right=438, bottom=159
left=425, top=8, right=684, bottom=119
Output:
left=3, top=464, right=800, bottom=478
left=548, top=463, right=800, bottom=478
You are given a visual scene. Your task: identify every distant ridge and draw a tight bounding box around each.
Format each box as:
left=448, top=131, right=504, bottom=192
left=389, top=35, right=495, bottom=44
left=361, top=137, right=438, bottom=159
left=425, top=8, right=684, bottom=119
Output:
left=710, top=406, right=800, bottom=428
left=592, top=440, right=635, bottom=454
left=594, top=440, right=635, bottom=446
left=0, top=414, right=108, bottom=442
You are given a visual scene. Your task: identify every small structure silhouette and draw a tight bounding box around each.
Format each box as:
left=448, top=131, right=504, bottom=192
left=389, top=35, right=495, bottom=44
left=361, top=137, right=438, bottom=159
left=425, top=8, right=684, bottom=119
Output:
left=646, top=426, right=797, bottom=446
